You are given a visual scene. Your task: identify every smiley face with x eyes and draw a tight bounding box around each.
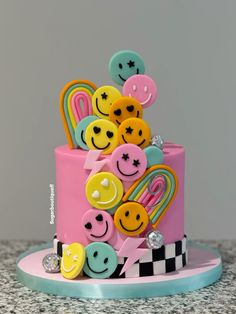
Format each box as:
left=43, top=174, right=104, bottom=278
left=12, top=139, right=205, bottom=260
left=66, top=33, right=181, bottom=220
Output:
left=111, top=144, right=147, bottom=182
left=86, top=172, right=124, bottom=210
left=60, top=243, right=85, bottom=279
left=83, top=242, right=117, bottom=279
left=123, top=74, right=158, bottom=109
left=92, top=86, right=121, bottom=119
left=82, top=209, right=114, bottom=242
left=118, top=117, right=151, bottom=149
left=109, top=50, right=145, bottom=86
left=85, top=119, right=119, bottom=154
left=114, top=202, right=149, bottom=236
left=109, top=96, right=143, bottom=127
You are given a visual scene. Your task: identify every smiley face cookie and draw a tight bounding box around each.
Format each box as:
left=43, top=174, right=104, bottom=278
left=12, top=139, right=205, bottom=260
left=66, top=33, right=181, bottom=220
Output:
left=86, top=172, right=124, bottom=210
left=60, top=243, right=85, bottom=279
left=109, top=96, right=143, bottom=127
left=114, top=202, right=149, bottom=236
left=109, top=50, right=145, bottom=86
left=118, top=117, right=151, bottom=149
left=92, top=86, right=121, bottom=119
left=82, top=209, right=114, bottom=242
left=111, top=144, right=147, bottom=182
left=85, top=119, right=119, bottom=154
left=123, top=74, right=158, bottom=109
left=75, top=115, right=99, bottom=150
left=83, top=242, right=117, bottom=279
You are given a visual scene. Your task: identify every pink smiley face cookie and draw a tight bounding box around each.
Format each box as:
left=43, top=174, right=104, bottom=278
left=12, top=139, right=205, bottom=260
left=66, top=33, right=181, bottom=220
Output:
left=123, top=74, right=158, bottom=109
left=111, top=143, right=147, bottom=182
left=82, top=209, right=114, bottom=242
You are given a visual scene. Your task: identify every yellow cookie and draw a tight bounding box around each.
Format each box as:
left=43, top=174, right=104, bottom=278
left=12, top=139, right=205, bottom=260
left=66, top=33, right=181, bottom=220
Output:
left=118, top=117, right=151, bottom=149
left=92, top=86, right=121, bottom=119
left=60, top=243, right=85, bottom=280
left=86, top=172, right=124, bottom=210
left=114, top=202, right=149, bottom=236
left=109, top=96, right=143, bottom=127
left=85, top=119, right=119, bottom=154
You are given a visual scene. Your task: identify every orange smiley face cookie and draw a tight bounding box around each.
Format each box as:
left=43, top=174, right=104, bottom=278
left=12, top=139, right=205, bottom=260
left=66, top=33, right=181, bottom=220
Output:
left=109, top=96, right=143, bottom=127
left=114, top=202, right=149, bottom=236
left=118, top=117, right=151, bottom=149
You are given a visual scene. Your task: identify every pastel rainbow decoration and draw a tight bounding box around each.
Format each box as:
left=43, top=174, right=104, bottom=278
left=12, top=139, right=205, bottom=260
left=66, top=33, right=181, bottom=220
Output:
left=60, top=80, right=97, bottom=148
left=123, top=165, right=178, bottom=229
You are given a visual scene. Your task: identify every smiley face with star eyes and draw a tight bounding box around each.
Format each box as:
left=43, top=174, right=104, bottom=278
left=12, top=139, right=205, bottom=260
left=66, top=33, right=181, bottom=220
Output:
left=60, top=243, right=85, bottom=279
left=109, top=50, right=145, bottom=86
left=114, top=202, right=149, bottom=236
left=92, top=86, right=121, bottom=119
left=118, top=117, right=151, bottom=149
left=111, top=144, right=147, bottom=182
left=109, top=96, right=143, bottom=127
left=85, top=119, right=119, bottom=154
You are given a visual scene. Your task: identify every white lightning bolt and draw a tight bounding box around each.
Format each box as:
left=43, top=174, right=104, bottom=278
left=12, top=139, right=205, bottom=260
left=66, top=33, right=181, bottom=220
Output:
left=84, top=150, right=110, bottom=180
left=117, top=238, right=149, bottom=275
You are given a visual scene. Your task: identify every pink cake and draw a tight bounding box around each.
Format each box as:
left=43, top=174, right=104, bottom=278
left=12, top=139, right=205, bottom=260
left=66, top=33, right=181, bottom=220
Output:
left=49, top=50, right=188, bottom=280
left=55, top=142, right=185, bottom=246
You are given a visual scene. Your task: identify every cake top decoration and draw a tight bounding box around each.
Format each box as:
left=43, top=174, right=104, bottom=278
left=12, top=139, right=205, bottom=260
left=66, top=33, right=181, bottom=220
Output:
left=123, top=74, right=158, bottom=109
left=108, top=50, right=145, bottom=85
left=109, top=96, right=143, bottom=127
left=92, top=85, right=121, bottom=119
left=59, top=51, right=158, bottom=151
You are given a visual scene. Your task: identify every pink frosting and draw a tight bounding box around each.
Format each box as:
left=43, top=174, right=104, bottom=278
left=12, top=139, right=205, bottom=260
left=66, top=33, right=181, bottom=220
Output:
left=55, top=142, right=185, bottom=245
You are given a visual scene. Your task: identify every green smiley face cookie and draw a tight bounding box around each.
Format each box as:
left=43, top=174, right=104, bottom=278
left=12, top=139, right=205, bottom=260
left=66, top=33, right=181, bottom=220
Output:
left=109, top=50, right=145, bottom=86
left=83, top=242, right=117, bottom=279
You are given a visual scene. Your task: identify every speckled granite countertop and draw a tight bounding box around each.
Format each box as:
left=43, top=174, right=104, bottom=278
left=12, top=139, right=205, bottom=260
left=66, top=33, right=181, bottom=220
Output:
left=0, top=240, right=235, bottom=314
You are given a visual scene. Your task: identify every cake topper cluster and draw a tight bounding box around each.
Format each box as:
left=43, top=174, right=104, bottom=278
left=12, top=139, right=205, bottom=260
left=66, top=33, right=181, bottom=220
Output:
left=42, top=50, right=178, bottom=280
left=60, top=50, right=157, bottom=151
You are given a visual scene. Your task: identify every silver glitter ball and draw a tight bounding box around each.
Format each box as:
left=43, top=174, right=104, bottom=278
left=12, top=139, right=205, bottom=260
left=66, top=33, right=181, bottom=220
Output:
left=42, top=253, right=61, bottom=273
left=146, top=230, right=164, bottom=249
left=151, top=135, right=164, bottom=150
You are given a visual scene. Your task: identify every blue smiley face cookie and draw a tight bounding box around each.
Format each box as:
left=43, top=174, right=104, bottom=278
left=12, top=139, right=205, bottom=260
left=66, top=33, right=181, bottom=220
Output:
left=109, top=50, right=145, bottom=86
left=83, top=242, right=117, bottom=279
left=75, top=115, right=99, bottom=150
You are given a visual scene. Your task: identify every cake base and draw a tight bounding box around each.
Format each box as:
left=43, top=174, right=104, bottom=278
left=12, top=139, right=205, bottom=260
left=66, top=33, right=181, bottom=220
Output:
left=16, top=241, right=222, bottom=299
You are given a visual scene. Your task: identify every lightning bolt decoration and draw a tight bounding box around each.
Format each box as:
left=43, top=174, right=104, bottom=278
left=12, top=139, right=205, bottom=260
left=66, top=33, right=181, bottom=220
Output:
left=84, top=150, right=111, bottom=180
left=117, top=237, right=149, bottom=275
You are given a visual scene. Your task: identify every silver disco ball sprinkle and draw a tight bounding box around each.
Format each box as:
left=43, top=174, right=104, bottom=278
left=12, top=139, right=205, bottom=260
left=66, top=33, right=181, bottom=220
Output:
left=151, top=135, right=164, bottom=150
left=42, top=253, right=61, bottom=273
left=146, top=230, right=164, bottom=249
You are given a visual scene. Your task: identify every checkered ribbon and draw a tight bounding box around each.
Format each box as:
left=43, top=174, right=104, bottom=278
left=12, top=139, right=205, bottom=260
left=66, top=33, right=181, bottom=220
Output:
left=53, top=235, right=187, bottom=278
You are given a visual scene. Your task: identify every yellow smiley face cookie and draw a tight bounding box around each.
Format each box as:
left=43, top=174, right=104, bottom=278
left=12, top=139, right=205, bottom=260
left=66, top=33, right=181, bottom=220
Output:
left=85, top=119, right=119, bottom=154
left=92, top=86, right=121, bottom=119
left=118, top=117, right=151, bottom=149
left=60, top=243, right=85, bottom=280
left=109, top=96, right=143, bottom=127
left=114, top=202, right=149, bottom=236
left=86, top=172, right=124, bottom=210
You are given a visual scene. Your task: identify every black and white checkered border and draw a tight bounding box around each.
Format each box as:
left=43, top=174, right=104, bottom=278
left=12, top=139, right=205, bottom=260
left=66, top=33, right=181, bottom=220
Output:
left=53, top=235, right=188, bottom=278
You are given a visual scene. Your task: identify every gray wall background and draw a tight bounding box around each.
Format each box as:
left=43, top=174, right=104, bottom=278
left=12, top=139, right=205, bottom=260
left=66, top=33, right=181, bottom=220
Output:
left=0, top=0, right=235, bottom=240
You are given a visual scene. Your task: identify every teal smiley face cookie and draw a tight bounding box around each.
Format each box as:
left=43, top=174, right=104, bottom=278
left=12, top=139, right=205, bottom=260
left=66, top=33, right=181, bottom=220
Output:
left=109, top=50, right=145, bottom=86
left=75, top=115, right=99, bottom=150
left=83, top=242, right=117, bottom=279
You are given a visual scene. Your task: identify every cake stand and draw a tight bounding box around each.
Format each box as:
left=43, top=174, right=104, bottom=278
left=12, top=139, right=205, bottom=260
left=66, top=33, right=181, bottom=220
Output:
left=16, top=241, right=222, bottom=299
